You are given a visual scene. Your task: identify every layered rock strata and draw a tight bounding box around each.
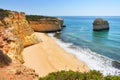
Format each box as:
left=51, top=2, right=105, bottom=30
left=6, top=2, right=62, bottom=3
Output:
left=26, top=15, right=64, bottom=32
left=0, top=9, right=38, bottom=63
left=93, top=18, right=109, bottom=31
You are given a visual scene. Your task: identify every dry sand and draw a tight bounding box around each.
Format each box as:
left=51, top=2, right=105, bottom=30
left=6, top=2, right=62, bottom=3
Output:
left=22, top=32, right=89, bottom=77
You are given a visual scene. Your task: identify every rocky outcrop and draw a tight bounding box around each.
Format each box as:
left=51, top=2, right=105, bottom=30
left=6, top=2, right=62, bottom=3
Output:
left=0, top=9, right=39, bottom=79
left=0, top=9, right=38, bottom=63
left=26, top=15, right=64, bottom=32
left=93, top=18, right=109, bottom=31
left=0, top=22, right=24, bottom=63
left=0, top=63, right=38, bottom=80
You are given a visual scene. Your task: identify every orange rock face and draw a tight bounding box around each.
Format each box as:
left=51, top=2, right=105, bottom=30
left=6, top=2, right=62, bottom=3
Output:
left=0, top=10, right=38, bottom=63
left=3, top=12, right=38, bottom=46
left=29, top=18, right=64, bottom=32
left=0, top=63, right=38, bottom=80
left=0, top=9, right=39, bottom=80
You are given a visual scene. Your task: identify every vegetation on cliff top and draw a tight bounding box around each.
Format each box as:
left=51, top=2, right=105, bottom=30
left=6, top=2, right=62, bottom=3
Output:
left=39, top=70, right=120, bottom=80
left=0, top=8, right=10, bottom=18
left=26, top=15, right=57, bottom=21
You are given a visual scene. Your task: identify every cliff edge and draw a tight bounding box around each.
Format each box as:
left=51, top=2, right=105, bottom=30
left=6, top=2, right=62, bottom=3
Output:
left=0, top=9, right=38, bottom=80
left=0, top=9, right=38, bottom=63
left=26, top=15, right=64, bottom=32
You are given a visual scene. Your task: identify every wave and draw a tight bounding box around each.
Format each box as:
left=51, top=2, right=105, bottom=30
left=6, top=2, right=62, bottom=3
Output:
left=48, top=33, right=120, bottom=76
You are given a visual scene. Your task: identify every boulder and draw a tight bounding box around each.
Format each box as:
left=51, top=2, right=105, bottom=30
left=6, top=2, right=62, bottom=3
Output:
left=93, top=18, right=109, bottom=31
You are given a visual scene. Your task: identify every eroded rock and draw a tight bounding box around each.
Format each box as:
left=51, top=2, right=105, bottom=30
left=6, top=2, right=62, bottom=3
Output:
left=93, top=18, right=109, bottom=31
left=0, top=63, right=38, bottom=80
left=26, top=15, right=64, bottom=32
left=0, top=9, right=38, bottom=63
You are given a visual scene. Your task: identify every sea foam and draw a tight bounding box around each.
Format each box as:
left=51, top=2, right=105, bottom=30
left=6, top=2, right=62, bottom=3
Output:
left=49, top=33, right=120, bottom=76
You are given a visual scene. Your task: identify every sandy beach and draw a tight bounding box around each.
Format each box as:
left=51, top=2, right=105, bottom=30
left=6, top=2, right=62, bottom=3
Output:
left=22, top=32, right=89, bottom=77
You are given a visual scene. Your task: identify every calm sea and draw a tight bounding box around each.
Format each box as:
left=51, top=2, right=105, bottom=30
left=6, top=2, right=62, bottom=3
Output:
left=50, top=16, right=120, bottom=76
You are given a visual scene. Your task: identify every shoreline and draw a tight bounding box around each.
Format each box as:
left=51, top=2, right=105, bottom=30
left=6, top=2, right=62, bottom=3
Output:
left=22, top=32, right=89, bottom=77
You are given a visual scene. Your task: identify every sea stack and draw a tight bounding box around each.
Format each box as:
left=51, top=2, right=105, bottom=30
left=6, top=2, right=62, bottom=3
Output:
left=93, top=18, right=109, bottom=31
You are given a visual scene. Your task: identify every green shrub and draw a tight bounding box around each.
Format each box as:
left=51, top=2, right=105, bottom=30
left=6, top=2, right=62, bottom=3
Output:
left=26, top=15, right=57, bottom=21
left=104, top=76, right=120, bottom=80
left=39, top=70, right=120, bottom=80
left=85, top=70, right=103, bottom=80
left=0, top=8, right=10, bottom=17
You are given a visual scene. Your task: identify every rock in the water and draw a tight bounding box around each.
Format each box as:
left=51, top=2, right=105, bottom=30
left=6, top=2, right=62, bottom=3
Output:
left=93, top=18, right=109, bottom=31
left=112, top=61, right=120, bottom=69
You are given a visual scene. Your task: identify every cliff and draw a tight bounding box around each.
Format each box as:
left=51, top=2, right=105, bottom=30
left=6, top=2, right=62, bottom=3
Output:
left=0, top=9, right=38, bottom=80
left=26, top=15, right=64, bottom=32
left=0, top=9, right=38, bottom=63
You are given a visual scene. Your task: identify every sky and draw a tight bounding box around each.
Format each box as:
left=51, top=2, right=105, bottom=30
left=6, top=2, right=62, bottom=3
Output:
left=0, top=0, right=120, bottom=16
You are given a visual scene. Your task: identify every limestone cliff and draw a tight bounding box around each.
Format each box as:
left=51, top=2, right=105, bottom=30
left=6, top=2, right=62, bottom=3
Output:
left=26, top=15, right=64, bottom=32
left=0, top=9, right=38, bottom=63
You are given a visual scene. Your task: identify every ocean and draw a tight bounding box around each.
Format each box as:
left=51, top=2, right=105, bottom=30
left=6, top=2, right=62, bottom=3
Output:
left=50, top=16, right=120, bottom=76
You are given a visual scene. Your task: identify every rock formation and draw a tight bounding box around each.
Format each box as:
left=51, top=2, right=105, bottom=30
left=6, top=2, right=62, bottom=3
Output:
left=26, top=15, right=64, bottom=32
left=0, top=9, right=38, bottom=63
left=0, top=9, right=39, bottom=80
left=0, top=63, right=38, bottom=80
left=93, top=18, right=109, bottom=31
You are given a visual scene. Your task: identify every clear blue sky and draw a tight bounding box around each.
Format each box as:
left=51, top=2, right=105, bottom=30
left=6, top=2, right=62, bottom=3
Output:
left=0, top=0, right=120, bottom=16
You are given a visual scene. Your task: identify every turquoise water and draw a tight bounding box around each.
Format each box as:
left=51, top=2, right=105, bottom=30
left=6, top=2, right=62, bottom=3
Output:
left=59, top=16, right=120, bottom=62
left=56, top=16, right=120, bottom=75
